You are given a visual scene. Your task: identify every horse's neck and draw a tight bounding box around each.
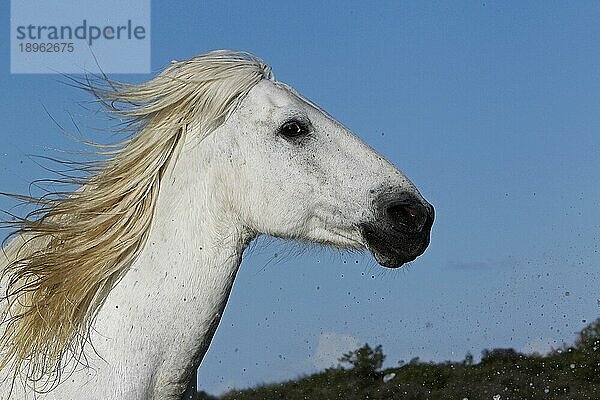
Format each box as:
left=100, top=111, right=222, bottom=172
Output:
left=85, top=150, right=252, bottom=399
left=0, top=140, right=250, bottom=399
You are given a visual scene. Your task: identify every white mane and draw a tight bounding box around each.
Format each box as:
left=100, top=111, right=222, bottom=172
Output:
left=0, top=50, right=271, bottom=387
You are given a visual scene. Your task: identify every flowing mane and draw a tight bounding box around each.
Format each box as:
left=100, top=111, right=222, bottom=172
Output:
left=0, top=50, right=272, bottom=386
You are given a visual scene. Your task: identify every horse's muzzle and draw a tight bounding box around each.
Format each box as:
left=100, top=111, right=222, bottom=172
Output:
left=360, top=192, right=434, bottom=268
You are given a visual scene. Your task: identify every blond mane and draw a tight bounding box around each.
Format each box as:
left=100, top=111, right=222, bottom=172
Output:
left=0, top=50, right=272, bottom=386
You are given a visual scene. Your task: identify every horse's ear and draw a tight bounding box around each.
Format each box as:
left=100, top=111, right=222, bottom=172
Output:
left=265, top=67, right=275, bottom=82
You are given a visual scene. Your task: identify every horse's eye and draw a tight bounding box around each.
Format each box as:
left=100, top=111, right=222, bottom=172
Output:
left=279, top=120, right=307, bottom=138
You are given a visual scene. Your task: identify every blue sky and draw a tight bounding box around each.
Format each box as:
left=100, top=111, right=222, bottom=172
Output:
left=2, top=1, right=600, bottom=395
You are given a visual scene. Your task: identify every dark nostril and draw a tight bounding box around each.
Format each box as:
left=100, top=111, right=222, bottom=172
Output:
left=386, top=201, right=429, bottom=232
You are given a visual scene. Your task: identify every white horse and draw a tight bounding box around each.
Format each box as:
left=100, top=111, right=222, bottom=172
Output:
left=0, top=50, right=433, bottom=399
